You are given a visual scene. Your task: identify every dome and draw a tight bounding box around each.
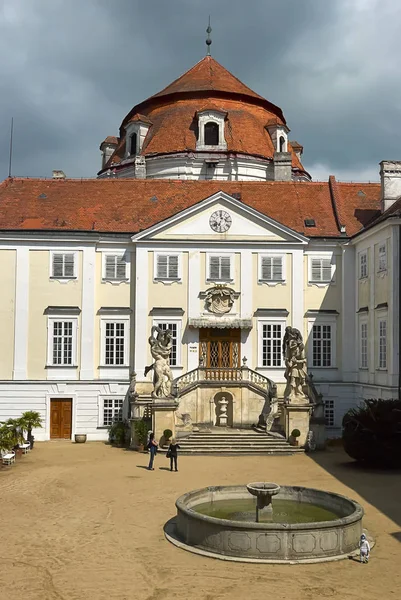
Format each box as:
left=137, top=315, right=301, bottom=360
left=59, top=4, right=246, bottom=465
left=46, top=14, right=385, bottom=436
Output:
left=98, top=56, right=309, bottom=181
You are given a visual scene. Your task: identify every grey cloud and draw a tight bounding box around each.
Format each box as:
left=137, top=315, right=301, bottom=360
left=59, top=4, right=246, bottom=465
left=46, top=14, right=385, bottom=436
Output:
left=0, top=0, right=399, bottom=181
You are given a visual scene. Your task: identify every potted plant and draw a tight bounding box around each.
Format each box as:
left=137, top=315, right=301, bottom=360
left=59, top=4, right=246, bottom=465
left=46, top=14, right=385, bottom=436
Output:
left=163, top=429, right=173, bottom=448
left=3, top=418, right=25, bottom=455
left=74, top=434, right=87, bottom=444
left=0, top=423, right=15, bottom=461
left=20, top=411, right=42, bottom=449
left=133, top=420, right=149, bottom=452
left=290, top=428, right=301, bottom=446
left=108, top=419, right=130, bottom=447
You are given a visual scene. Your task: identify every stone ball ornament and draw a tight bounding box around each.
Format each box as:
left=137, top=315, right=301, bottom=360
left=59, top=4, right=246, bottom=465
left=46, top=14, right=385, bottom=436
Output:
left=209, top=210, right=232, bottom=233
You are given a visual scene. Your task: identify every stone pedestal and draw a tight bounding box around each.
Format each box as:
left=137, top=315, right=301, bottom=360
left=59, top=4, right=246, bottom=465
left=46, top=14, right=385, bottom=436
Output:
left=284, top=403, right=313, bottom=447
left=218, top=396, right=229, bottom=427
left=152, top=397, right=179, bottom=444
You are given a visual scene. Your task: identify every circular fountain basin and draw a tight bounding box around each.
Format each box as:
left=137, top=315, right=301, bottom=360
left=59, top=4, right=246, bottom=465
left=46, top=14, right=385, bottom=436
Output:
left=167, top=485, right=365, bottom=563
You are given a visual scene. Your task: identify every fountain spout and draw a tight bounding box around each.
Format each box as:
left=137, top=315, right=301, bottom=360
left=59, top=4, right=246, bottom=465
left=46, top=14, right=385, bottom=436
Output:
left=246, top=482, right=281, bottom=523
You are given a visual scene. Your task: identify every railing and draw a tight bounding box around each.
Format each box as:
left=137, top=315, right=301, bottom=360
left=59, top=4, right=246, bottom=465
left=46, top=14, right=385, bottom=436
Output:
left=173, top=366, right=274, bottom=397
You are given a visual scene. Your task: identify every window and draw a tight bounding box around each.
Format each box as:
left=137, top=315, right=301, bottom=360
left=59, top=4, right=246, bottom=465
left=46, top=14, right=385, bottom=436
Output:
left=359, top=251, right=368, bottom=279
left=204, top=122, right=219, bottom=146
left=130, top=132, right=137, bottom=156
left=105, top=322, right=126, bottom=365
left=51, top=253, right=75, bottom=279
left=260, top=255, right=283, bottom=282
left=155, top=322, right=179, bottom=366
left=208, top=255, right=231, bottom=281
left=261, top=323, right=283, bottom=367
left=156, top=254, right=179, bottom=280
left=279, top=135, right=286, bottom=152
left=378, top=319, right=387, bottom=369
left=378, top=243, right=387, bottom=272
left=360, top=321, right=368, bottom=368
left=52, top=321, right=74, bottom=365
left=103, top=254, right=128, bottom=281
left=325, top=399, right=335, bottom=428
left=312, top=324, right=332, bottom=367
left=309, top=257, right=332, bottom=283
left=102, top=398, right=123, bottom=427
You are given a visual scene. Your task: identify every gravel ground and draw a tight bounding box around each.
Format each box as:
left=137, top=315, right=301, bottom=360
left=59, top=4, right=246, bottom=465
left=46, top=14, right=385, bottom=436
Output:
left=0, top=442, right=400, bottom=600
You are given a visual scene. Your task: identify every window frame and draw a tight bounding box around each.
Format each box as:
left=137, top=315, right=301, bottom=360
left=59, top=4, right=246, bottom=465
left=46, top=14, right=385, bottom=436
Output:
left=47, top=316, right=78, bottom=367
left=307, top=317, right=337, bottom=369
left=100, top=319, right=130, bottom=368
left=378, top=242, right=387, bottom=273
left=359, top=318, right=368, bottom=369
left=206, top=253, right=233, bottom=283
left=196, top=110, right=227, bottom=151
left=258, top=253, right=286, bottom=285
left=153, top=319, right=182, bottom=367
left=154, top=252, right=182, bottom=282
left=324, top=398, right=335, bottom=428
left=49, top=251, right=78, bottom=280
left=258, top=319, right=286, bottom=369
left=102, top=252, right=129, bottom=283
left=359, top=250, right=368, bottom=279
left=377, top=316, right=387, bottom=370
left=99, top=396, right=125, bottom=428
left=307, top=254, right=335, bottom=285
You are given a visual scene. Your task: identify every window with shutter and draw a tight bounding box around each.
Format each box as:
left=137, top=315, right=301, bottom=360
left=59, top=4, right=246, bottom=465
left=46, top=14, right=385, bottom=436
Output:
left=378, top=244, right=387, bottom=272
left=104, top=255, right=127, bottom=280
left=310, top=257, right=332, bottom=283
left=208, top=256, right=231, bottom=281
left=156, top=254, right=180, bottom=279
left=51, top=253, right=75, bottom=278
left=260, top=256, right=283, bottom=281
left=359, top=252, right=368, bottom=279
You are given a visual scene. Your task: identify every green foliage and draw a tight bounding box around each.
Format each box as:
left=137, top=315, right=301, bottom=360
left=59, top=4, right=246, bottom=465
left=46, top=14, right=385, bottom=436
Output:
left=108, top=420, right=130, bottom=446
left=291, top=429, right=301, bottom=438
left=1, top=418, right=25, bottom=448
left=133, top=420, right=149, bottom=446
left=163, top=429, right=173, bottom=440
left=0, top=423, right=15, bottom=452
left=342, top=398, right=401, bottom=467
left=20, top=411, right=42, bottom=432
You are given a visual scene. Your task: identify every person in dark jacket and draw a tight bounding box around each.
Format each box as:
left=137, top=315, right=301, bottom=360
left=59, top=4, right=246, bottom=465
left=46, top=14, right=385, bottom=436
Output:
left=147, top=432, right=158, bottom=470
left=168, top=438, right=180, bottom=471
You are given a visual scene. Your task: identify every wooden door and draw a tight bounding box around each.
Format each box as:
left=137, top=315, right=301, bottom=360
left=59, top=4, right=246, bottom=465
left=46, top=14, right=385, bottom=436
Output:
left=199, top=328, right=241, bottom=368
left=50, top=399, right=72, bottom=439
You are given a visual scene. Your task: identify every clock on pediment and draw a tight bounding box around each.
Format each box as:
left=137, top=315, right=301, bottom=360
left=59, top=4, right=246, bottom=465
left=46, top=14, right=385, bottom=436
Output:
left=209, top=210, right=232, bottom=233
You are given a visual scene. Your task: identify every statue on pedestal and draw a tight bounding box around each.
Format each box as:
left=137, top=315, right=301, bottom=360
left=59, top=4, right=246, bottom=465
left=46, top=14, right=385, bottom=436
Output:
left=144, top=326, right=173, bottom=398
left=283, top=326, right=307, bottom=403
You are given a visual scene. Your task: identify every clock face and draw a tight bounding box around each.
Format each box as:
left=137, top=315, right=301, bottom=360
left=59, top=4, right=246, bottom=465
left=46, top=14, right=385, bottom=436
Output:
left=209, top=210, right=232, bottom=233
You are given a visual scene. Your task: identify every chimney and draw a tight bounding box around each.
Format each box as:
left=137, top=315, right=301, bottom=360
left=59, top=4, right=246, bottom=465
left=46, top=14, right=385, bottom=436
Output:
left=273, top=152, right=292, bottom=181
left=380, top=161, right=401, bottom=212
left=52, top=170, right=66, bottom=180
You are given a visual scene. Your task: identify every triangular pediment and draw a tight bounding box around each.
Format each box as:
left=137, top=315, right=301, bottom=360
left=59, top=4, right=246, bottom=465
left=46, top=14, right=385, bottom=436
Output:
left=131, top=192, right=308, bottom=244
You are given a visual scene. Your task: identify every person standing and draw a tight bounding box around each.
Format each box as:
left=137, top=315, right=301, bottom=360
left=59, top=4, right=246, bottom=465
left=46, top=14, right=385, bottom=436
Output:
left=359, top=534, right=370, bottom=563
left=147, top=432, right=158, bottom=470
left=168, top=438, right=180, bottom=472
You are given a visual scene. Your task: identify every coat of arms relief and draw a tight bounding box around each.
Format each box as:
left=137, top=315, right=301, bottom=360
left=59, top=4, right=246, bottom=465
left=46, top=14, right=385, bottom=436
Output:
left=203, top=286, right=238, bottom=314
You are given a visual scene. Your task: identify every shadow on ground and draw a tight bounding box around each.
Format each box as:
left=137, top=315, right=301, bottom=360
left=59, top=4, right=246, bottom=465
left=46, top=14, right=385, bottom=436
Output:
left=308, top=447, right=401, bottom=539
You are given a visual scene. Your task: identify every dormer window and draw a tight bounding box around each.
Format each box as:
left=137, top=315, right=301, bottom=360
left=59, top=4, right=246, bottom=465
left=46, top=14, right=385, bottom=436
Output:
left=196, top=109, right=227, bottom=151
left=130, top=132, right=137, bottom=156
left=279, top=135, right=287, bottom=152
left=265, top=120, right=290, bottom=153
left=204, top=122, right=219, bottom=146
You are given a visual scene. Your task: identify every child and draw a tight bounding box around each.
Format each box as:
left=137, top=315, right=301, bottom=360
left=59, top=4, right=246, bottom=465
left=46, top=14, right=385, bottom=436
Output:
left=359, top=533, right=370, bottom=563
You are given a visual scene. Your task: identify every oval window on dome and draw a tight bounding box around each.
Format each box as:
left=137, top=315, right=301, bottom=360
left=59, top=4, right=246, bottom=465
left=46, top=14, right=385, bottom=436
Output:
left=204, top=122, right=219, bottom=146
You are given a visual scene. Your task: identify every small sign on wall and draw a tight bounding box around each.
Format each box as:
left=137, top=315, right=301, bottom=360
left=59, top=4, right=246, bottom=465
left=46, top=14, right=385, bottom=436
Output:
left=189, top=344, right=198, bottom=353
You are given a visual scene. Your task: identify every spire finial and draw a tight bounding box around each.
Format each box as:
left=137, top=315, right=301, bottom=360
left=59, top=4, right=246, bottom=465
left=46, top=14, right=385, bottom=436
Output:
left=206, top=16, right=212, bottom=56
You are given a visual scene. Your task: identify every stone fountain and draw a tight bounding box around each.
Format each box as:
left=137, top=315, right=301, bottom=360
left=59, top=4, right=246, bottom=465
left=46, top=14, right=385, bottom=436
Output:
left=246, top=482, right=280, bottom=522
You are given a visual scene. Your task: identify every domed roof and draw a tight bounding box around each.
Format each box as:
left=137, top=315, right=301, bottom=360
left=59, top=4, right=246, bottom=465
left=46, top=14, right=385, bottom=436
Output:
left=100, top=56, right=306, bottom=176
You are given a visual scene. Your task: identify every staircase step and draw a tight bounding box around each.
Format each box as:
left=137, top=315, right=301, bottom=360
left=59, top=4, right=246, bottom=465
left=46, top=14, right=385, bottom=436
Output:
left=175, top=429, right=299, bottom=455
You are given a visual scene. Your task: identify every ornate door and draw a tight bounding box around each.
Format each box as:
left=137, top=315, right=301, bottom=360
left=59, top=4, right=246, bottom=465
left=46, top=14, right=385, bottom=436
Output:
left=50, top=399, right=72, bottom=439
left=199, top=329, right=240, bottom=368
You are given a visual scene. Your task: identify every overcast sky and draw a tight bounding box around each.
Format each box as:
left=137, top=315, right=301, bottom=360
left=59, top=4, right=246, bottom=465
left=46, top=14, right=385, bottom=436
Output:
left=0, top=0, right=400, bottom=182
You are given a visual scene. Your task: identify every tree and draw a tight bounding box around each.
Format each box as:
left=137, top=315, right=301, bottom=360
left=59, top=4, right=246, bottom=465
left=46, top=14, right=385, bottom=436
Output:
left=2, top=418, right=25, bottom=449
left=19, top=411, right=42, bottom=444
left=342, top=399, right=401, bottom=467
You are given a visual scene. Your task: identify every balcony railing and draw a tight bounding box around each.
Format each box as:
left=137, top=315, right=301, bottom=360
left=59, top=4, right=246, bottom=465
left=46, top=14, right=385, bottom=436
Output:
left=173, top=366, right=276, bottom=398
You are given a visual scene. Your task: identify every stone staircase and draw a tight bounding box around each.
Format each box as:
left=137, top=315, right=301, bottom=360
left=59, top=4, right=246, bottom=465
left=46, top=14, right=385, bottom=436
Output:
left=177, top=428, right=303, bottom=455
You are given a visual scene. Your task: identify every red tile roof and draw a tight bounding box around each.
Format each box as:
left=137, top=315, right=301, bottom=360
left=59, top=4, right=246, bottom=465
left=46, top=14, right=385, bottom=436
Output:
left=0, top=177, right=381, bottom=237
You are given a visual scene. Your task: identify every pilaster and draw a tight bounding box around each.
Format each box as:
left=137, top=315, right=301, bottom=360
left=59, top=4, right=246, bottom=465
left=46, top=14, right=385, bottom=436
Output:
left=13, top=247, right=29, bottom=380
left=80, top=246, right=96, bottom=380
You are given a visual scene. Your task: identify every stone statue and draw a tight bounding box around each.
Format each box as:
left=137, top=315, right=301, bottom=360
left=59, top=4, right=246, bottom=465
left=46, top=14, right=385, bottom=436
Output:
left=283, top=326, right=307, bottom=402
left=144, top=325, right=173, bottom=398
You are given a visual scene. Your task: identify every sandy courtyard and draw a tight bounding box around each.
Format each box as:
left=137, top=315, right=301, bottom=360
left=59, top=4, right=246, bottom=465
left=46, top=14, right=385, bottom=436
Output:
left=1, top=442, right=400, bottom=600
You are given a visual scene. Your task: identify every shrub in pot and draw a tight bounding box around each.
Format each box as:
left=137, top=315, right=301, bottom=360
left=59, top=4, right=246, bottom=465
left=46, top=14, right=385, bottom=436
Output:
left=4, top=418, right=25, bottom=453
left=290, top=428, right=301, bottom=446
left=20, top=411, right=42, bottom=448
left=342, top=398, right=401, bottom=468
left=133, top=420, right=149, bottom=451
left=108, top=420, right=130, bottom=447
